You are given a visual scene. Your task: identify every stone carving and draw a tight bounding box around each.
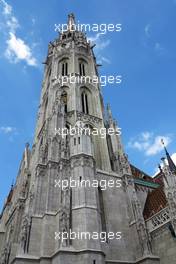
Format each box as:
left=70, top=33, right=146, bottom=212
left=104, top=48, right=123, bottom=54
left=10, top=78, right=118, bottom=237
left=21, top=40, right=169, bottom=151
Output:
left=61, top=139, right=67, bottom=158
left=138, top=222, right=151, bottom=255
left=77, top=111, right=102, bottom=125
left=162, top=161, right=176, bottom=234
left=58, top=182, right=71, bottom=247
left=168, top=196, right=176, bottom=231
left=61, top=186, right=70, bottom=209
left=0, top=243, right=10, bottom=264
left=51, top=136, right=59, bottom=160
left=59, top=210, right=70, bottom=247
left=118, top=153, right=131, bottom=175
left=132, top=191, right=151, bottom=256
left=29, top=183, right=35, bottom=210
left=43, top=143, right=48, bottom=163
left=19, top=214, right=31, bottom=253
left=20, top=180, right=28, bottom=198
left=71, top=156, right=94, bottom=168
left=146, top=207, right=170, bottom=233
left=39, top=142, right=48, bottom=164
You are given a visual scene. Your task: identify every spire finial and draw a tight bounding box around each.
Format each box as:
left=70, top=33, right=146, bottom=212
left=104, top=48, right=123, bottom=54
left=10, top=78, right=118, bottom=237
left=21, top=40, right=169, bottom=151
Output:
left=161, top=138, right=169, bottom=156
left=68, top=13, right=76, bottom=31
left=161, top=138, right=165, bottom=146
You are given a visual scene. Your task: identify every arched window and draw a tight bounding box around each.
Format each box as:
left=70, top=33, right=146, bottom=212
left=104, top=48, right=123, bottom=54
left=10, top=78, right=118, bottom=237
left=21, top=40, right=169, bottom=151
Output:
left=58, top=58, right=69, bottom=76
left=81, top=92, right=89, bottom=114
left=79, top=59, right=87, bottom=76
left=61, top=91, right=67, bottom=113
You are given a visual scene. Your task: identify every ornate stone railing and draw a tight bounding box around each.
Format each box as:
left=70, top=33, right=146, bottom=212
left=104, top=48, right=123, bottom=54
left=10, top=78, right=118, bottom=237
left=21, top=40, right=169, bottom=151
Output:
left=146, top=207, right=170, bottom=232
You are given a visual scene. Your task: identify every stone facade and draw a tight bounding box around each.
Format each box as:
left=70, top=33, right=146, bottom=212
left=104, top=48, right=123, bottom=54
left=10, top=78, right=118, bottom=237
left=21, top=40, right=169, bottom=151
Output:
left=0, top=14, right=175, bottom=264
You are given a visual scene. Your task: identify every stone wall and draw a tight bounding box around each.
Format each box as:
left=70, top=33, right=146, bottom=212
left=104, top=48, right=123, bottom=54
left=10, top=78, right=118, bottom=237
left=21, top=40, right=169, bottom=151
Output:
left=151, top=224, right=176, bottom=264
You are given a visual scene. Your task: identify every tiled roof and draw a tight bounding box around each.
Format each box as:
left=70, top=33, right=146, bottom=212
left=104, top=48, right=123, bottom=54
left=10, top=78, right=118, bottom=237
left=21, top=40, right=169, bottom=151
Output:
left=153, top=171, right=164, bottom=184
left=143, top=187, right=167, bottom=220
left=130, top=164, right=153, bottom=182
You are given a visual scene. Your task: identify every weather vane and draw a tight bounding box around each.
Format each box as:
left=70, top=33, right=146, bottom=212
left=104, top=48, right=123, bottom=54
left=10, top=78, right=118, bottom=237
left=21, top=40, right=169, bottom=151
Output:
left=161, top=138, right=165, bottom=146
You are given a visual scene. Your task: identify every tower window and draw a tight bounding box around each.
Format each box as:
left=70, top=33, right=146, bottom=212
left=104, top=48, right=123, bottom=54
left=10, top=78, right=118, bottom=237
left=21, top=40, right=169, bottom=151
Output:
left=93, top=260, right=96, bottom=264
left=59, top=58, right=69, bottom=76
left=74, top=138, right=76, bottom=146
left=79, top=59, right=87, bottom=76
left=78, top=137, right=80, bottom=144
left=61, top=62, right=68, bottom=76
left=62, top=64, right=64, bottom=76
left=81, top=92, right=89, bottom=114
left=98, top=186, right=107, bottom=242
left=61, top=91, right=68, bottom=113
left=79, top=62, right=86, bottom=76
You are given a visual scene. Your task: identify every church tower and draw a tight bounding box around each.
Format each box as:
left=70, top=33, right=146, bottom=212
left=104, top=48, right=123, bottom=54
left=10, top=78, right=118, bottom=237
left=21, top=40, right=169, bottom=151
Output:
left=161, top=141, right=176, bottom=236
left=0, top=14, right=160, bottom=264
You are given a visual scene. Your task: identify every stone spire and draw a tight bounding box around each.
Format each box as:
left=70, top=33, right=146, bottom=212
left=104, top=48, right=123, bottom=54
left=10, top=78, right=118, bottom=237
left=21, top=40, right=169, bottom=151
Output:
left=161, top=139, right=176, bottom=174
left=107, top=104, right=113, bottom=122
left=67, top=13, right=76, bottom=31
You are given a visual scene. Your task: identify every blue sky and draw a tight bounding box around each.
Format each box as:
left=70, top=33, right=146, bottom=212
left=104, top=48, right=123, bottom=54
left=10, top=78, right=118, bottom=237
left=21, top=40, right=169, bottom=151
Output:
left=0, top=0, right=176, bottom=211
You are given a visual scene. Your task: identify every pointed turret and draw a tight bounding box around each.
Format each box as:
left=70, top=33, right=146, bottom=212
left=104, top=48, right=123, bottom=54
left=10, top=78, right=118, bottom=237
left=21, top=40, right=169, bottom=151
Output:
left=161, top=139, right=176, bottom=174
left=107, top=103, right=113, bottom=121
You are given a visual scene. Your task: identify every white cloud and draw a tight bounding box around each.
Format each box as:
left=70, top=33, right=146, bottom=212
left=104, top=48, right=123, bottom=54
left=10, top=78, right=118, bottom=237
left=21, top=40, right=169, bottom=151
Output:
left=128, top=132, right=172, bottom=156
left=88, top=33, right=110, bottom=50
left=6, top=16, right=19, bottom=32
left=154, top=42, right=164, bottom=53
left=97, top=39, right=110, bottom=50
left=144, top=24, right=151, bottom=38
left=171, top=153, right=176, bottom=164
left=0, top=0, right=37, bottom=67
left=88, top=33, right=111, bottom=64
left=0, top=0, right=12, bottom=15
left=146, top=136, right=171, bottom=156
left=141, top=131, right=151, bottom=141
left=99, top=56, right=111, bottom=64
left=0, top=126, right=16, bottom=134
left=31, top=18, right=36, bottom=25
left=144, top=24, right=166, bottom=56
left=88, top=33, right=101, bottom=42
left=5, top=32, right=37, bottom=66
